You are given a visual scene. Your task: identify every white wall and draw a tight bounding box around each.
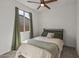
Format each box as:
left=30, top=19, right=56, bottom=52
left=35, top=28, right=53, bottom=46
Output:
left=0, top=0, right=39, bottom=55
left=77, top=0, right=79, bottom=56
left=38, top=0, right=77, bottom=47
left=0, top=0, right=15, bottom=55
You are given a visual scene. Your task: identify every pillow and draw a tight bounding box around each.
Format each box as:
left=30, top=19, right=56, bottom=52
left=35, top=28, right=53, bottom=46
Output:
left=41, top=31, right=48, bottom=36
left=47, top=33, right=54, bottom=38
left=54, top=32, right=63, bottom=39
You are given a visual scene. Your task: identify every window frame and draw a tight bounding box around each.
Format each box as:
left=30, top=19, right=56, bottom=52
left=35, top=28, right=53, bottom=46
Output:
left=19, top=9, right=30, bottom=32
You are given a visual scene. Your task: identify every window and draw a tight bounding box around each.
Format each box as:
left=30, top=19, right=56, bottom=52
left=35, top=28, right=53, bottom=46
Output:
left=25, top=12, right=30, bottom=19
left=19, top=10, right=30, bottom=19
left=19, top=10, right=30, bottom=32
left=19, top=10, right=23, bottom=15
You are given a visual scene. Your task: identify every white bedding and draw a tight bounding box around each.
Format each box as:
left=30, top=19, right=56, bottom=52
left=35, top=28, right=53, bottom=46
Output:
left=15, top=36, right=64, bottom=58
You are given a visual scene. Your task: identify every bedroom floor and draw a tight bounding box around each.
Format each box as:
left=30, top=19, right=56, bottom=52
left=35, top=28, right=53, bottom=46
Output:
left=61, top=46, right=78, bottom=58
left=0, top=46, right=78, bottom=58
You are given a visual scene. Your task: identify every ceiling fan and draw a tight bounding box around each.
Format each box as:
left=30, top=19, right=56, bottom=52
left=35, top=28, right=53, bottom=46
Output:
left=27, top=0, right=57, bottom=10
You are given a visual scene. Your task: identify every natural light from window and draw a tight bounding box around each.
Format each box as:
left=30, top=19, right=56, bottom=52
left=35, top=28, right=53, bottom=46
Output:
left=19, top=10, right=30, bottom=19
left=19, top=10, right=23, bottom=15
left=25, top=12, right=30, bottom=19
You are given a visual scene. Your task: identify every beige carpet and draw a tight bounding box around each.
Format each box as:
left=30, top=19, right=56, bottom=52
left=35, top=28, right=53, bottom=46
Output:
left=0, top=46, right=79, bottom=58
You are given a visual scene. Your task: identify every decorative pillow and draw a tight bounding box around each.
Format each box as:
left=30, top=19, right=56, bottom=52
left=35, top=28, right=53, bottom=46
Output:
left=54, top=32, right=63, bottom=39
left=47, top=33, right=54, bottom=38
left=41, top=31, right=48, bottom=36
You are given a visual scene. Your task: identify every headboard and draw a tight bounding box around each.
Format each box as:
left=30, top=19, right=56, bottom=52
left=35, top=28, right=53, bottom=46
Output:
left=41, top=29, right=64, bottom=40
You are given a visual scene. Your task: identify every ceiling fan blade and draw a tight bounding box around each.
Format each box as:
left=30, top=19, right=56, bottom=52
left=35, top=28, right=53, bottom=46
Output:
left=45, top=0, right=57, bottom=4
left=37, top=5, right=41, bottom=9
left=40, top=0, right=44, bottom=3
left=44, top=4, right=51, bottom=9
left=27, top=1, right=40, bottom=4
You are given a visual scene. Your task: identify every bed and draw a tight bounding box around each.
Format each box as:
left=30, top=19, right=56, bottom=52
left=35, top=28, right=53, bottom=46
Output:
left=15, top=29, right=64, bottom=58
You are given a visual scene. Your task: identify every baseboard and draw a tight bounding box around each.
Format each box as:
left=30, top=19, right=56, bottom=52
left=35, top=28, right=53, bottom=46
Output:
left=64, top=43, right=76, bottom=48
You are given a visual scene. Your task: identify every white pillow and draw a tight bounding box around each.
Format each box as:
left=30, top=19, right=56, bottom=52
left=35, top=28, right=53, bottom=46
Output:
left=47, top=33, right=54, bottom=38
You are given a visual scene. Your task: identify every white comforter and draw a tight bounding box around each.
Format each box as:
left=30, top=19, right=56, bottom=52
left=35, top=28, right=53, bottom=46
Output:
left=15, top=36, right=64, bottom=58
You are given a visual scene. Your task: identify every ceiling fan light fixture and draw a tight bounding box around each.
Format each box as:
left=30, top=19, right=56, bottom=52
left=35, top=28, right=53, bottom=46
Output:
left=27, top=0, right=58, bottom=9
left=41, top=4, right=44, bottom=7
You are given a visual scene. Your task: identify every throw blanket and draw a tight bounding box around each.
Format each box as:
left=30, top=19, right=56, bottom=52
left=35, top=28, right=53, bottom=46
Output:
left=27, top=39, right=59, bottom=57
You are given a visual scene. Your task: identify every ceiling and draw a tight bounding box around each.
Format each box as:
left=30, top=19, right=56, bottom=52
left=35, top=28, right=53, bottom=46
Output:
left=16, top=0, right=77, bottom=11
